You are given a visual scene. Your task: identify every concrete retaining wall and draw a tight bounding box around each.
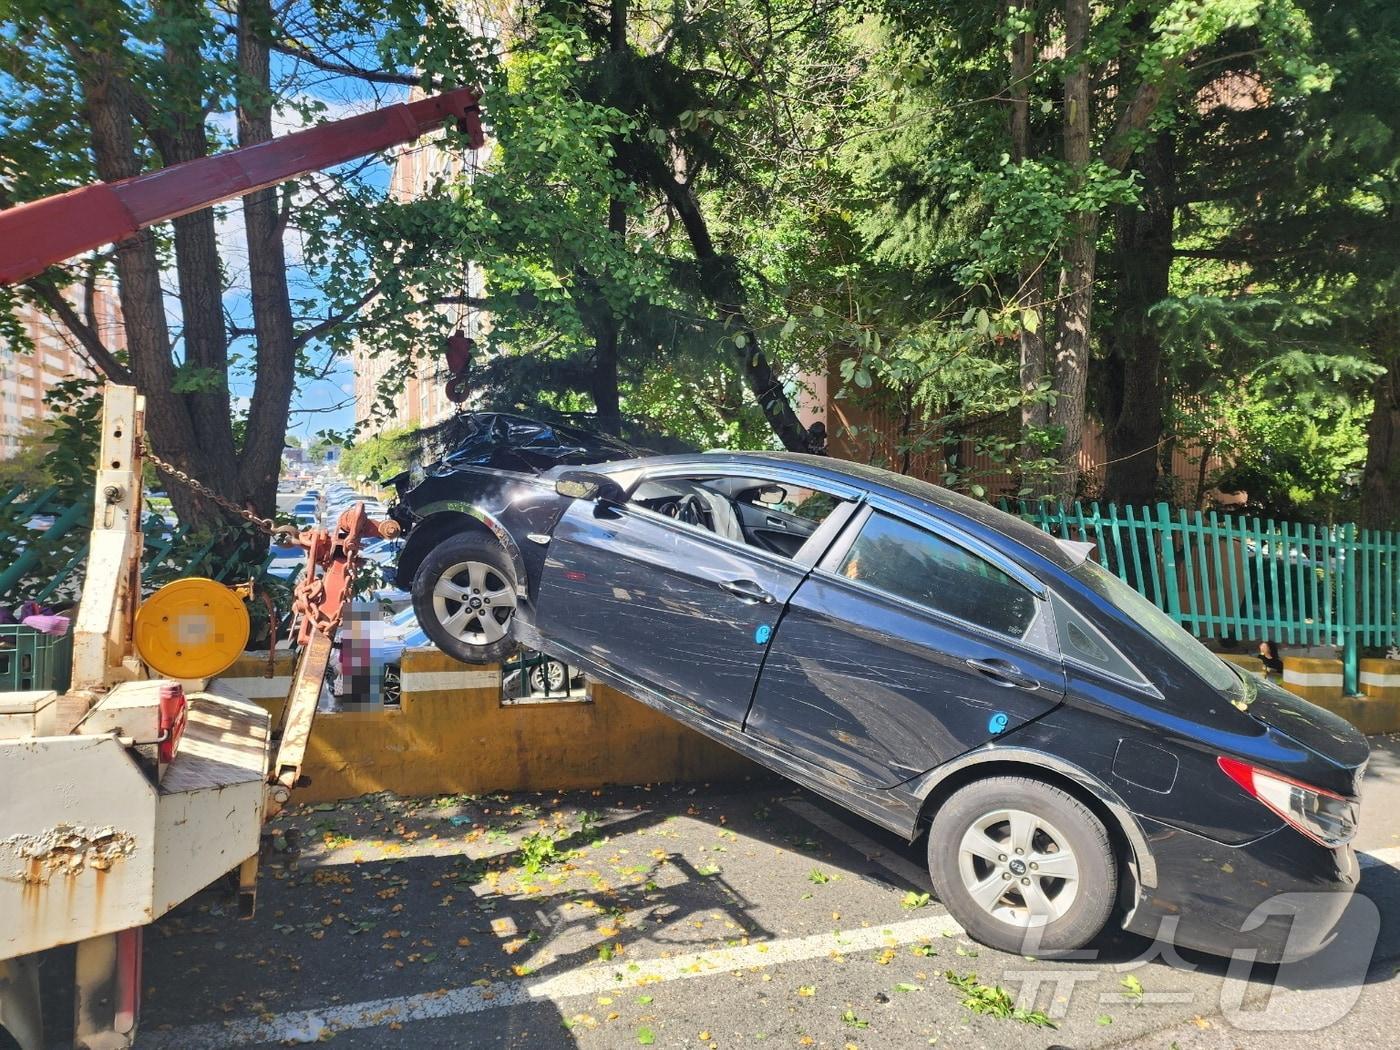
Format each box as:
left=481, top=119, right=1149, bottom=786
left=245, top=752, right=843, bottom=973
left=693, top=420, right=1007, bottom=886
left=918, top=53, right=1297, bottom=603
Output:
left=1278, top=655, right=1400, bottom=736
left=1360, top=658, right=1400, bottom=701
left=217, top=648, right=758, bottom=803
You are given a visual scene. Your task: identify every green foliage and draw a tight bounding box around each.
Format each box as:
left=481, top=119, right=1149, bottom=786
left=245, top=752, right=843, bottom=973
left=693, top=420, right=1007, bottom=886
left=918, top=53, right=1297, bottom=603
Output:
left=944, top=970, right=1055, bottom=1027
left=519, top=829, right=570, bottom=874
left=340, top=426, right=419, bottom=484
left=1207, top=389, right=1370, bottom=523
left=0, top=378, right=103, bottom=503
left=4, top=0, right=1394, bottom=524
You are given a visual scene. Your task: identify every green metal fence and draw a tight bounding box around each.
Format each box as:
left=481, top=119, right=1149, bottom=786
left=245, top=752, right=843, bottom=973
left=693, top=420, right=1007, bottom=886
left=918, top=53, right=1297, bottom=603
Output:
left=1000, top=501, right=1400, bottom=694
left=0, top=485, right=271, bottom=608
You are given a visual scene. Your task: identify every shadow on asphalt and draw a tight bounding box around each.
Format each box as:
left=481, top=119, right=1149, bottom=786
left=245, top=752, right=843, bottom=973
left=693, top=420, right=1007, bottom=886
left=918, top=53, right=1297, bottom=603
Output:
left=119, top=778, right=1400, bottom=1048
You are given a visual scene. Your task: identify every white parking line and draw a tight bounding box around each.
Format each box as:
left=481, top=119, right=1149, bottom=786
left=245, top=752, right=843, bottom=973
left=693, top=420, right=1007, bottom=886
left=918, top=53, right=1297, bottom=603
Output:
left=779, top=798, right=931, bottom=889
left=136, top=914, right=964, bottom=1049
left=139, top=837, right=1400, bottom=1049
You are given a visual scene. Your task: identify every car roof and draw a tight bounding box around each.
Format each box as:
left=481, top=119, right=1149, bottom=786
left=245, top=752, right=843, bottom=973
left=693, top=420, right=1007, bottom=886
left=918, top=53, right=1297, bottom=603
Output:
left=595, top=451, right=1078, bottom=573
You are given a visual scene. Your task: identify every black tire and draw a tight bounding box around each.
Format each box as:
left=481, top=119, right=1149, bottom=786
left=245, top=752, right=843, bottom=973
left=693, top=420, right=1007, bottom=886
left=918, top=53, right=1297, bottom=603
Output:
left=411, top=532, right=518, bottom=665
left=927, top=775, right=1117, bottom=956
left=529, top=659, right=569, bottom=694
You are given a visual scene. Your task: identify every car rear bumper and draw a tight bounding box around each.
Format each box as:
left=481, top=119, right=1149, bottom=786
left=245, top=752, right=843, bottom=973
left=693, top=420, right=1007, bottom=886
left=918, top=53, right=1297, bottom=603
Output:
left=1123, top=817, right=1359, bottom=963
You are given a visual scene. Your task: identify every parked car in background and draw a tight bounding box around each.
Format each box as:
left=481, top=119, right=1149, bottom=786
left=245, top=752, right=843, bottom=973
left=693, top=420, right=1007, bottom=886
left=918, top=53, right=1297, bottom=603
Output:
left=358, top=537, right=403, bottom=567
left=266, top=541, right=306, bottom=581
left=392, top=449, right=1369, bottom=963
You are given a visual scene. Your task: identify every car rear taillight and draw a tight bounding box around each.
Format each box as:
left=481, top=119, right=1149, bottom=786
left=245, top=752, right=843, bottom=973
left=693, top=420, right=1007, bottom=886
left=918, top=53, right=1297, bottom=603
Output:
left=158, top=681, right=188, bottom=764
left=1217, top=755, right=1358, bottom=848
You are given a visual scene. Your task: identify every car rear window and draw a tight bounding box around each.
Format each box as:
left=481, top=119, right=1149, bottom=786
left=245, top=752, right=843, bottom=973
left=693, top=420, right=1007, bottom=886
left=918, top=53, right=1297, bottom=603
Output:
left=1071, top=560, right=1239, bottom=694
left=836, top=512, right=1037, bottom=639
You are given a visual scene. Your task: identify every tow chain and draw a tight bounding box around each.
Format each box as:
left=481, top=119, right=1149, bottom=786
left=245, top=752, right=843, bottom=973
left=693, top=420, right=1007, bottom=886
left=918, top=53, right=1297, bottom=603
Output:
left=138, top=438, right=301, bottom=665
left=137, top=437, right=399, bottom=649
left=139, top=439, right=295, bottom=538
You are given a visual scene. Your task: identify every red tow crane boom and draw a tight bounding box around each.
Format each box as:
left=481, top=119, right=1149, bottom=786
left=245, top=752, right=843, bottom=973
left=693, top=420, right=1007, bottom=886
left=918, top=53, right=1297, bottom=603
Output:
left=0, top=86, right=484, bottom=286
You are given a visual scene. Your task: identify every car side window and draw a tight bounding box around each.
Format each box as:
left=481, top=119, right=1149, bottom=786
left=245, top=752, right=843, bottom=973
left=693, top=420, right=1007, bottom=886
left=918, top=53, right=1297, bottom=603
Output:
left=628, top=475, right=845, bottom=559
left=835, top=511, right=1038, bottom=640
left=1048, top=591, right=1150, bottom=686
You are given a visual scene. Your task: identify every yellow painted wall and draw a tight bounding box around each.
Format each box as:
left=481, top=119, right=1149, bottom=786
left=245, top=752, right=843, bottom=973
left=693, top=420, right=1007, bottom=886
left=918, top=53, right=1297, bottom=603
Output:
left=1280, top=656, right=1344, bottom=704
left=218, top=648, right=759, bottom=803
left=1218, top=653, right=1267, bottom=677
left=1274, top=654, right=1400, bottom=735
left=220, top=644, right=1400, bottom=806
left=1360, top=658, right=1400, bottom=701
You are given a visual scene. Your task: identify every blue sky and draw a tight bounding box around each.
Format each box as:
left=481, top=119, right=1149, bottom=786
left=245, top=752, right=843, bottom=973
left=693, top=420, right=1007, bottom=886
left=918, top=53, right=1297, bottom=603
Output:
left=217, top=58, right=408, bottom=445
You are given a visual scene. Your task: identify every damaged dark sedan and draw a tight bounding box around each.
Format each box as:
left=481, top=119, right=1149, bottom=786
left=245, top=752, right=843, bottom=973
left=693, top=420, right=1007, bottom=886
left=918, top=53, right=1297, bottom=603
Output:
left=389, top=450, right=1369, bottom=962
left=389, top=411, right=639, bottom=661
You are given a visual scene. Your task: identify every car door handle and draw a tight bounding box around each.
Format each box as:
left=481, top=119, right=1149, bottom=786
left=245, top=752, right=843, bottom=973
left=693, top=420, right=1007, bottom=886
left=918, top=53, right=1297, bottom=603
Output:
left=765, top=516, right=788, bottom=528
left=966, top=658, right=1040, bottom=691
left=719, top=579, right=775, bottom=604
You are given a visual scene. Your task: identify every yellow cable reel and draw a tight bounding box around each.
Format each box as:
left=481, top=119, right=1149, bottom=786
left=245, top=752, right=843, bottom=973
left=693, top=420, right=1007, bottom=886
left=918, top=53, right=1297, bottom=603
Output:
left=133, top=577, right=251, bottom=679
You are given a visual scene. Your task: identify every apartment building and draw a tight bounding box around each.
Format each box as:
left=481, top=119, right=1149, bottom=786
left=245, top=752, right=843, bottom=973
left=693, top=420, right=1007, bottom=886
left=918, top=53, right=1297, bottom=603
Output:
left=0, top=287, right=119, bottom=456
left=350, top=106, right=494, bottom=434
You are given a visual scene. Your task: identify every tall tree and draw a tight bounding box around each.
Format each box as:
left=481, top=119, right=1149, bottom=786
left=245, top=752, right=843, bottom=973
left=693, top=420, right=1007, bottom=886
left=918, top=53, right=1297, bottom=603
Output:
left=1145, top=0, right=1400, bottom=519
left=856, top=0, right=1329, bottom=499
left=0, top=0, right=492, bottom=530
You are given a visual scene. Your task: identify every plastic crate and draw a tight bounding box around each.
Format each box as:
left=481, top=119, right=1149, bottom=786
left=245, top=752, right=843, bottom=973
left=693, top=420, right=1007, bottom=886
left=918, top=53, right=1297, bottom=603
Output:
left=0, top=625, right=72, bottom=693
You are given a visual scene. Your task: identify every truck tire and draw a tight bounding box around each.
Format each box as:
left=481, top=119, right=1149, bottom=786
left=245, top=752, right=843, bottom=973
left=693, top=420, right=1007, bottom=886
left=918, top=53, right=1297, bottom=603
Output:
left=411, top=533, right=518, bottom=665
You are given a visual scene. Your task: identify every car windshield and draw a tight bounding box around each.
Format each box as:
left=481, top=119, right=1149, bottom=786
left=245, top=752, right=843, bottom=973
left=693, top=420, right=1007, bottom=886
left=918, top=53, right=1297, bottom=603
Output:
left=1071, top=560, right=1242, bottom=697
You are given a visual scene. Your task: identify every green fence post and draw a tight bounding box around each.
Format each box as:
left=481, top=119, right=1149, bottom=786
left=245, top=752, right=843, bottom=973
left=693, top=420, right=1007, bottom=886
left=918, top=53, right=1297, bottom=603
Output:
left=1156, top=503, right=1183, bottom=623
left=1343, top=522, right=1359, bottom=695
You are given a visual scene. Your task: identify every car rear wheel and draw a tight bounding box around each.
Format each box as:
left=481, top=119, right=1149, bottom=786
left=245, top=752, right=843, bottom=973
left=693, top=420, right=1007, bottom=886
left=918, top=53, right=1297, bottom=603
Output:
left=927, top=775, right=1117, bottom=955
left=411, top=533, right=518, bottom=664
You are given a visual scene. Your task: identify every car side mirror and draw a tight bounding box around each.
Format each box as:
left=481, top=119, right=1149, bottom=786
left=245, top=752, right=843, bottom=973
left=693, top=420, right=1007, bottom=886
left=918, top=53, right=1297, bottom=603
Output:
left=555, top=470, right=626, bottom=505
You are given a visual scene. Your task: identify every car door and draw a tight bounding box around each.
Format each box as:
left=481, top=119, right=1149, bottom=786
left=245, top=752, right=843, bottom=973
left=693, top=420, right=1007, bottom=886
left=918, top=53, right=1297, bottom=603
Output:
left=533, top=470, right=858, bottom=728
left=744, top=503, right=1067, bottom=788
left=728, top=489, right=823, bottom=559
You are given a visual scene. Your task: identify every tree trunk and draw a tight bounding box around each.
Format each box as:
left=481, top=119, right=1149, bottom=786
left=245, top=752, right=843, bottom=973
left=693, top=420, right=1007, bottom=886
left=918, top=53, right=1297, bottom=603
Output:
left=1102, top=132, right=1175, bottom=507
left=1009, top=1, right=1049, bottom=486
left=75, top=41, right=215, bottom=527
left=236, top=0, right=297, bottom=522
left=654, top=170, right=808, bottom=450
left=1048, top=0, right=1095, bottom=501
left=1361, top=335, right=1400, bottom=530
left=589, top=192, right=627, bottom=436
left=587, top=0, right=629, bottom=436
left=1018, top=263, right=1048, bottom=468
left=148, top=2, right=246, bottom=526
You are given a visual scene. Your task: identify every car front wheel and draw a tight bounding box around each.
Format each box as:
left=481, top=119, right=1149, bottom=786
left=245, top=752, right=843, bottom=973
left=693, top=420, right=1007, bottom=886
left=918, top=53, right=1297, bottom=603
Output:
left=411, top=533, right=519, bottom=664
left=926, top=775, right=1117, bottom=956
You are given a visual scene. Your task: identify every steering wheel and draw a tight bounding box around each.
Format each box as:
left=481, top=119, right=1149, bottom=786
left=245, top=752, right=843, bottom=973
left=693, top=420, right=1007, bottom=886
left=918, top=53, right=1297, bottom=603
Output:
left=677, top=493, right=710, bottom=529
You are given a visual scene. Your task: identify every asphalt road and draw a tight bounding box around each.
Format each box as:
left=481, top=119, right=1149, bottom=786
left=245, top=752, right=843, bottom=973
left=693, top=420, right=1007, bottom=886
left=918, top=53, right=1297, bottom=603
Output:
left=122, top=736, right=1400, bottom=1050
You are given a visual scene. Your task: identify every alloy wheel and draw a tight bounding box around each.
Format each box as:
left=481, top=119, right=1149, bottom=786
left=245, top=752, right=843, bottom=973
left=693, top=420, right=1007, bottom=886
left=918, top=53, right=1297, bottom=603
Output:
left=529, top=659, right=569, bottom=694
left=431, top=560, right=517, bottom=645
left=956, top=807, right=1079, bottom=928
